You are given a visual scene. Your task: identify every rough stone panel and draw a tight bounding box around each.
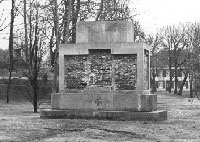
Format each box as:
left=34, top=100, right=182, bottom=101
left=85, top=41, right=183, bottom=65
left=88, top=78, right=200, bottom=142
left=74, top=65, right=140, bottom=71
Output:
left=64, top=51, right=137, bottom=91
left=88, top=49, right=112, bottom=86
left=112, top=54, right=137, bottom=90
left=65, top=55, right=88, bottom=90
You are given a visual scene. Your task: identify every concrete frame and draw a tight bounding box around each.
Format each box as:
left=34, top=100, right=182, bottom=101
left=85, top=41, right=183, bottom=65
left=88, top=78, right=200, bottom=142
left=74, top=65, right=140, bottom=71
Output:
left=59, top=42, right=150, bottom=93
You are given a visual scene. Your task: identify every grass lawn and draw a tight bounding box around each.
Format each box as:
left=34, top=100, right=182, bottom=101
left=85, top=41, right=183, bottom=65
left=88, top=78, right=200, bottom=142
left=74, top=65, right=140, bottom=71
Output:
left=0, top=91, right=200, bottom=142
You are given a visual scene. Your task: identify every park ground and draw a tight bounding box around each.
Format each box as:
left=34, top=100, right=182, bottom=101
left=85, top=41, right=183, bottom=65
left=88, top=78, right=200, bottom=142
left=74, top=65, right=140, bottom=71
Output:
left=1, top=91, right=200, bottom=142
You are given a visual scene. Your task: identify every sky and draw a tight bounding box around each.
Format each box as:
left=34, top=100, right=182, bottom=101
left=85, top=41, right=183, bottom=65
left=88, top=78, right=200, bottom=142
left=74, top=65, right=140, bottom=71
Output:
left=131, top=0, right=200, bottom=34
left=1, top=0, right=200, bottom=50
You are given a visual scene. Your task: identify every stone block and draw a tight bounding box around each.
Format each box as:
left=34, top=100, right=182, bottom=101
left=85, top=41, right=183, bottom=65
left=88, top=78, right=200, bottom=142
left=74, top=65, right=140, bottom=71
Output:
left=140, top=94, right=157, bottom=112
left=59, top=93, right=84, bottom=110
left=40, top=109, right=167, bottom=121
left=76, top=21, right=134, bottom=44
left=113, top=92, right=138, bottom=111
left=102, top=93, right=113, bottom=110
left=51, top=93, right=61, bottom=109
left=88, top=86, right=112, bottom=92
left=84, top=94, right=100, bottom=110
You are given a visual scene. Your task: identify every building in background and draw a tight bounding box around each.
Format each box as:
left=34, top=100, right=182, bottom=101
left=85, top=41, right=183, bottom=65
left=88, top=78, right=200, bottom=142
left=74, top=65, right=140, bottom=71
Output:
left=153, top=67, right=190, bottom=91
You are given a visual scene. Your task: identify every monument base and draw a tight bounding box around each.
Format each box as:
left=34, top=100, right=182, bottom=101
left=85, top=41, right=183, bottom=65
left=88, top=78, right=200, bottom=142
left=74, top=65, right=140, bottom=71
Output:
left=40, top=109, right=167, bottom=121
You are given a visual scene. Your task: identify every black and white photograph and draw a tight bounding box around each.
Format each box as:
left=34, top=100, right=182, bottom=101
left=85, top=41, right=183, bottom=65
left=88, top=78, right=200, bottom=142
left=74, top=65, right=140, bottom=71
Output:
left=0, top=0, right=200, bottom=141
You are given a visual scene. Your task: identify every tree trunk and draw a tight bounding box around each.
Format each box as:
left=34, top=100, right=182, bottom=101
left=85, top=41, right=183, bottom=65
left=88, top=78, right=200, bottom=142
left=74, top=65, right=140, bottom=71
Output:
left=9, top=0, right=14, bottom=71
left=32, top=8, right=39, bottom=113
left=24, top=0, right=28, bottom=64
left=33, top=87, right=37, bottom=112
left=151, top=71, right=157, bottom=94
left=29, top=1, right=32, bottom=67
left=95, top=0, right=103, bottom=21
left=174, top=64, right=178, bottom=94
left=6, top=70, right=12, bottom=103
left=49, top=27, right=55, bottom=67
left=52, top=0, right=59, bottom=93
left=178, top=74, right=187, bottom=95
left=7, top=0, right=15, bottom=103
left=153, top=71, right=157, bottom=92
left=169, top=64, right=172, bottom=93
left=71, top=0, right=80, bottom=43
left=63, top=0, right=71, bottom=43
left=190, top=74, right=193, bottom=98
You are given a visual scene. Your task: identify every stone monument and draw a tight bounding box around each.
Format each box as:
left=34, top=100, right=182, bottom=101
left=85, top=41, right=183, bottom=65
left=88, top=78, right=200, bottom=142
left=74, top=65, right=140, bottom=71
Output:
left=40, top=21, right=167, bottom=121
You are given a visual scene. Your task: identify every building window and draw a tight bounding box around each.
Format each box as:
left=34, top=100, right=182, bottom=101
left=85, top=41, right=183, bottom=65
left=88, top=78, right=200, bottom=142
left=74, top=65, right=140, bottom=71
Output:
left=163, top=69, right=166, bottom=77
left=158, top=70, right=163, bottom=77
left=158, top=81, right=163, bottom=89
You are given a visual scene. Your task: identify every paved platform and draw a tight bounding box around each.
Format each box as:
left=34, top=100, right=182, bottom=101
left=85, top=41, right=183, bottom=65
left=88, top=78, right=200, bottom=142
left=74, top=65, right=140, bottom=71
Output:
left=40, top=109, right=167, bottom=121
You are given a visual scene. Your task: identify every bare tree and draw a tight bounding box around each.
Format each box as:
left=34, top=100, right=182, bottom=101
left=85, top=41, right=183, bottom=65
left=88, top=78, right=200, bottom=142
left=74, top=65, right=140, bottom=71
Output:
left=133, top=20, right=145, bottom=42
left=0, top=0, right=9, bottom=32
left=95, top=0, right=132, bottom=21
left=186, top=23, right=200, bottom=98
left=162, top=25, right=189, bottom=94
left=23, top=0, right=28, bottom=63
left=52, top=0, right=59, bottom=93
left=146, top=34, right=163, bottom=93
left=13, top=0, right=51, bottom=112
left=7, top=0, right=15, bottom=103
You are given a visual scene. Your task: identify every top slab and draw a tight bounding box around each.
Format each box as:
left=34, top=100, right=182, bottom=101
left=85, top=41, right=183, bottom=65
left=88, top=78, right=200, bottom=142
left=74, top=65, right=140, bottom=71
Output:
left=76, top=21, right=134, bottom=43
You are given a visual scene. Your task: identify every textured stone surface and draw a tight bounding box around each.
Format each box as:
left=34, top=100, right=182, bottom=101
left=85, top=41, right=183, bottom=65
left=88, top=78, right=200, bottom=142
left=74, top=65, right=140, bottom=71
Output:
left=64, top=50, right=137, bottom=90
left=65, top=55, right=88, bottom=90
left=112, top=54, right=137, bottom=90
left=89, top=49, right=112, bottom=86
left=40, top=109, right=167, bottom=121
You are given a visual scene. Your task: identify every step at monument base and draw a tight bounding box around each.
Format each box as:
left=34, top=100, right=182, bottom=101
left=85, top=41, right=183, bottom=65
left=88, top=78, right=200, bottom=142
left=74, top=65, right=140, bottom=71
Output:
left=40, top=109, right=167, bottom=121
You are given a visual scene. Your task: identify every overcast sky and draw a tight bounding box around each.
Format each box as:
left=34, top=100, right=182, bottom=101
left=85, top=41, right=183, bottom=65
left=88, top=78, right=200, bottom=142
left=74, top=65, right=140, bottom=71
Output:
left=1, top=0, right=200, bottom=50
left=132, top=0, right=200, bottom=34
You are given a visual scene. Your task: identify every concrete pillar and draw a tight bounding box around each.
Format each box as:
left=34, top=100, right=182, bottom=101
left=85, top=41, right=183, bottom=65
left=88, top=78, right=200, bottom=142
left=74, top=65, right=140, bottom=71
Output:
left=136, top=45, right=144, bottom=92
left=59, top=45, right=65, bottom=92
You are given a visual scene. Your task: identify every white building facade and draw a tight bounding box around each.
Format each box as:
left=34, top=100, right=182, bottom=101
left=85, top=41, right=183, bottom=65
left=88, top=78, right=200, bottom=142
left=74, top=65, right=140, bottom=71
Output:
left=154, top=68, right=190, bottom=91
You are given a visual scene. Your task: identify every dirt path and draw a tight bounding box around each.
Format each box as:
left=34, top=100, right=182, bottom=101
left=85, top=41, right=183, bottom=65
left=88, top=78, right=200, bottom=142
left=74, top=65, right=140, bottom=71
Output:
left=1, top=92, right=200, bottom=142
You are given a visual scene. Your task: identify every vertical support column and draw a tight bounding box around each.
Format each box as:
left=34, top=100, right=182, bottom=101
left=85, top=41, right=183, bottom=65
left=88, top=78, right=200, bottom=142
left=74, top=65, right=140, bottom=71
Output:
left=148, top=49, right=150, bottom=91
left=136, top=45, right=144, bottom=92
left=136, top=44, right=144, bottom=111
left=59, top=45, right=65, bottom=92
